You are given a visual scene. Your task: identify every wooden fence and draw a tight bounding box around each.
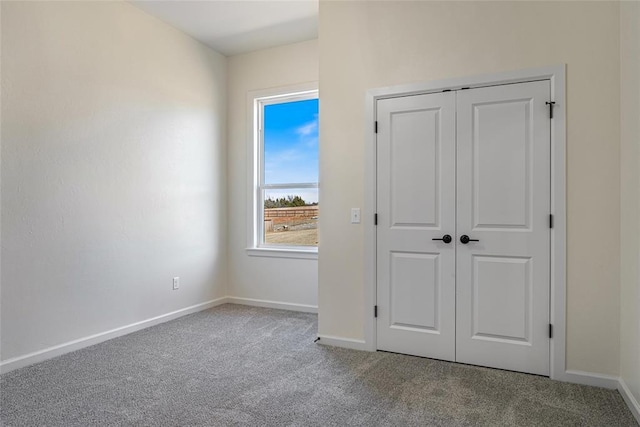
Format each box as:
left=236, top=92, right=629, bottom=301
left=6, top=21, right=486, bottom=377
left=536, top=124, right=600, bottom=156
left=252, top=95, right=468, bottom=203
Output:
left=264, top=206, right=318, bottom=219
left=264, top=206, right=318, bottom=232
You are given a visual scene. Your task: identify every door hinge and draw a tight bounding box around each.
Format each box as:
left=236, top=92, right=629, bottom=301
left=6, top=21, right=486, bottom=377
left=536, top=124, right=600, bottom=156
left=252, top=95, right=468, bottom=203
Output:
left=374, top=305, right=378, bottom=318
left=374, top=121, right=378, bottom=133
left=374, top=213, right=378, bottom=225
left=549, top=214, right=554, bottom=229
left=545, top=101, right=556, bottom=119
left=549, top=324, right=553, bottom=338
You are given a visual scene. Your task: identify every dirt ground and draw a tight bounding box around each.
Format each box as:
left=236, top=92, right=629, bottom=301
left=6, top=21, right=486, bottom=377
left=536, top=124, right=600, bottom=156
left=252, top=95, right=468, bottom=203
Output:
left=265, top=228, right=318, bottom=246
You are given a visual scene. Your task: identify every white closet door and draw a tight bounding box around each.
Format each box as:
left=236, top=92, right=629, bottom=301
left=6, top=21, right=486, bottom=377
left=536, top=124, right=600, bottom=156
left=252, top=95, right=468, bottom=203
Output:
left=455, top=81, right=551, bottom=375
left=376, top=92, right=456, bottom=361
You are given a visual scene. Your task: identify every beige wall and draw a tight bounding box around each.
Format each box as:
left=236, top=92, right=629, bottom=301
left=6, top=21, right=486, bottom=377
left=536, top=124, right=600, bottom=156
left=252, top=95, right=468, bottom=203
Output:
left=620, top=0, right=640, bottom=406
left=227, top=40, right=319, bottom=307
left=318, top=1, right=621, bottom=375
left=1, top=1, right=227, bottom=361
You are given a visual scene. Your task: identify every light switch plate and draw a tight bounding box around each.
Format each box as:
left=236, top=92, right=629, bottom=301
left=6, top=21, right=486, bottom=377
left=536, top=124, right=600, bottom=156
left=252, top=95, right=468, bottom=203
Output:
left=351, top=208, right=361, bottom=224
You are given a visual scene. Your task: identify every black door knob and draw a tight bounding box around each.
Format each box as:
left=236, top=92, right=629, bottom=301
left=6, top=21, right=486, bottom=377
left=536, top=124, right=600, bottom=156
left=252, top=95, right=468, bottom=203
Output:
left=432, top=234, right=452, bottom=244
left=460, top=235, right=479, bottom=244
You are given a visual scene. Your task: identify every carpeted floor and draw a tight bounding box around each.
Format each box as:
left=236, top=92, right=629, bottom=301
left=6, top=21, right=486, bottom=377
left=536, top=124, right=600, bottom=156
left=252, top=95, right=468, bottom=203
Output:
left=1, top=304, right=636, bottom=426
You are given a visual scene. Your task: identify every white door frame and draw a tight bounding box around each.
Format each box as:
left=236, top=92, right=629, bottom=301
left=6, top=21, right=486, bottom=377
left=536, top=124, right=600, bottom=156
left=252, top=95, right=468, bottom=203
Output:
left=364, top=65, right=567, bottom=381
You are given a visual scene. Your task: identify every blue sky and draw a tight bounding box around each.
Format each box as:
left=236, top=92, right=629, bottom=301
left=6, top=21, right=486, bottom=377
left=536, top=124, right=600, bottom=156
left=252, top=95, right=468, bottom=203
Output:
left=263, top=98, right=318, bottom=203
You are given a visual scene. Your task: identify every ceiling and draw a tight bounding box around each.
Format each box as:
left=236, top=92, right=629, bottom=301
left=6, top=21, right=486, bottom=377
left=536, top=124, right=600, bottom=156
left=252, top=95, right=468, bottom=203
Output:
left=130, top=0, right=318, bottom=56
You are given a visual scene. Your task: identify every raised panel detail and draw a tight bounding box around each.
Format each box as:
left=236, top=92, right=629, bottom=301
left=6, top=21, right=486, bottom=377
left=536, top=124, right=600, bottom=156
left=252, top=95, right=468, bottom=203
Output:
left=472, top=100, right=532, bottom=229
left=472, top=256, right=532, bottom=344
left=390, top=252, right=439, bottom=331
left=390, top=108, right=440, bottom=228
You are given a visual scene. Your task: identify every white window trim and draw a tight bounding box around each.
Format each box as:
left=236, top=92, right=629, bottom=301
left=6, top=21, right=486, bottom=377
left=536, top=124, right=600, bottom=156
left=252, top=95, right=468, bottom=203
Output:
left=246, top=82, right=319, bottom=259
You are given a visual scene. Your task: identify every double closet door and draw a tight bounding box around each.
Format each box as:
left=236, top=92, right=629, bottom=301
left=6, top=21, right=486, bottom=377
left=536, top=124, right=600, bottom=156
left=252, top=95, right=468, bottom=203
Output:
left=375, top=81, right=551, bottom=376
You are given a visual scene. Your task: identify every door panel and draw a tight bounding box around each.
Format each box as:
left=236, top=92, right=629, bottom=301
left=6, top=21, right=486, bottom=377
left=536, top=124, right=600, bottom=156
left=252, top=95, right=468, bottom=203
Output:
left=472, top=255, right=531, bottom=342
left=390, top=109, right=440, bottom=227
left=390, top=252, right=439, bottom=330
left=473, top=100, right=532, bottom=229
left=456, top=81, right=551, bottom=375
left=376, top=92, right=456, bottom=361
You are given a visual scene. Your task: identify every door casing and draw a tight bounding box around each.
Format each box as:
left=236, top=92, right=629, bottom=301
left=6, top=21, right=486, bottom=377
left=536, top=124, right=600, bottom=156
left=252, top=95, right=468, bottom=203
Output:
left=364, top=65, right=566, bottom=381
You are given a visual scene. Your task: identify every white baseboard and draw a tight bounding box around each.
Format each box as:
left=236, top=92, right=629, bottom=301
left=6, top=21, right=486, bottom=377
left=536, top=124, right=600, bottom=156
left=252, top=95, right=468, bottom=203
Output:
left=316, top=334, right=370, bottom=352
left=619, top=378, right=640, bottom=424
left=556, top=370, right=620, bottom=389
left=226, top=296, right=317, bottom=313
left=3, top=297, right=640, bottom=424
left=0, top=297, right=228, bottom=374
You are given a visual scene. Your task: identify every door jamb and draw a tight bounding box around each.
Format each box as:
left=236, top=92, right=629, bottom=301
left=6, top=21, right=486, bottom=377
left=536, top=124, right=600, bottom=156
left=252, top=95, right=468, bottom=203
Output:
left=364, top=65, right=566, bottom=381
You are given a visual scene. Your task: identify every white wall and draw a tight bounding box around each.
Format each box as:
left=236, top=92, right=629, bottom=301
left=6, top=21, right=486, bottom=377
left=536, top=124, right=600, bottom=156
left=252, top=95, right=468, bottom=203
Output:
left=318, top=1, right=621, bottom=375
left=227, top=40, right=318, bottom=309
left=1, top=1, right=227, bottom=362
left=620, top=0, right=640, bottom=409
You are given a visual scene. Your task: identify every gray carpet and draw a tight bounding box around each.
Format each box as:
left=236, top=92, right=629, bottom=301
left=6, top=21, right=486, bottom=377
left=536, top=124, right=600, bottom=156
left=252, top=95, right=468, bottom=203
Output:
left=1, top=304, right=636, bottom=426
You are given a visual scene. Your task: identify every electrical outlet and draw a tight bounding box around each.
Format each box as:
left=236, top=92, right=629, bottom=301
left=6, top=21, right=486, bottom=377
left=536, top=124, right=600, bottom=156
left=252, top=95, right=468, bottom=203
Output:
left=351, top=208, right=361, bottom=224
left=173, top=277, right=180, bottom=290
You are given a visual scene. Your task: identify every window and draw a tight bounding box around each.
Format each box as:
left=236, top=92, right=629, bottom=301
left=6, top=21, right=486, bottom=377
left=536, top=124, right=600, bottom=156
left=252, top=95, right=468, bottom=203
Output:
left=248, top=85, right=319, bottom=258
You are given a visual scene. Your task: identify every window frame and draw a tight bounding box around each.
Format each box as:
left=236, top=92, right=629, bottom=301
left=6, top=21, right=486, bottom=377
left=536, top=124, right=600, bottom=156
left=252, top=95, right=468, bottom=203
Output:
left=246, top=83, right=319, bottom=259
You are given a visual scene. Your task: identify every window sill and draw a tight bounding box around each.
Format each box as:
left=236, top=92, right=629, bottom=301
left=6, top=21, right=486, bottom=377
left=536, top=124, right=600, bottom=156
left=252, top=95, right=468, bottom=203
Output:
left=246, top=247, right=318, bottom=260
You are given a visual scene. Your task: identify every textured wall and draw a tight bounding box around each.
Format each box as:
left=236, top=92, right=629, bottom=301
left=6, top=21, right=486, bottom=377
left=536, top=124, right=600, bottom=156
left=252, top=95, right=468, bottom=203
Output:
left=227, top=40, right=319, bottom=307
left=318, top=1, right=621, bottom=375
left=1, top=1, right=227, bottom=361
left=620, top=0, right=640, bottom=408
